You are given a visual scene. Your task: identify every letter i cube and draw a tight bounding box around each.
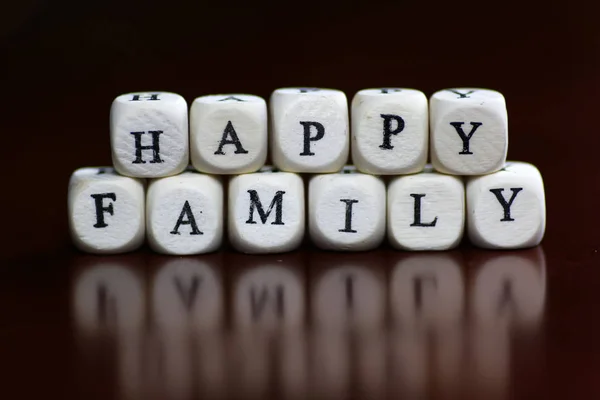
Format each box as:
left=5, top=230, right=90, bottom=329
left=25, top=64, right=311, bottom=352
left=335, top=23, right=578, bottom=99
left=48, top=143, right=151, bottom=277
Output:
left=466, top=162, right=546, bottom=249
left=387, top=166, right=465, bottom=251
left=309, top=166, right=386, bottom=251
left=190, top=94, right=268, bottom=174
left=351, top=88, right=428, bottom=174
left=146, top=171, right=224, bottom=255
left=110, top=92, right=189, bottom=178
left=228, top=167, right=305, bottom=254
left=270, top=88, right=349, bottom=172
left=68, top=167, right=145, bottom=254
left=430, top=88, right=508, bottom=175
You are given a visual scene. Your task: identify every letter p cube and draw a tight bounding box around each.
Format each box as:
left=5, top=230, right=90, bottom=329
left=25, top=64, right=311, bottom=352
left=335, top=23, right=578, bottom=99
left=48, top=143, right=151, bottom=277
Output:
left=270, top=88, right=349, bottom=172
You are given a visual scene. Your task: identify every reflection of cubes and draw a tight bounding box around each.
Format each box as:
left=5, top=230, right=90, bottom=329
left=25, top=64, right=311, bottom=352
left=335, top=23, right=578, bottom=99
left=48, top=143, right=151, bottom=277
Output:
left=309, top=166, right=386, bottom=251
left=146, top=171, right=223, bottom=255
left=72, top=254, right=146, bottom=333
left=270, top=88, right=349, bottom=172
left=351, top=88, right=428, bottom=174
left=470, top=247, right=546, bottom=327
left=390, top=252, right=466, bottom=328
left=110, top=92, right=188, bottom=178
left=190, top=94, right=267, bottom=174
left=151, top=256, right=224, bottom=331
left=230, top=253, right=305, bottom=331
left=388, top=167, right=465, bottom=251
left=228, top=168, right=305, bottom=254
left=430, top=88, right=507, bottom=175
left=466, top=162, right=546, bottom=249
left=309, top=252, right=386, bottom=331
left=68, top=167, right=145, bottom=254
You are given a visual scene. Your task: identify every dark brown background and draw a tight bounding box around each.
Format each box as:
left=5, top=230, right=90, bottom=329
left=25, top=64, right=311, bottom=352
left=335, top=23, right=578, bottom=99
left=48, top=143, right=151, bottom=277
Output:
left=1, top=0, right=599, bottom=398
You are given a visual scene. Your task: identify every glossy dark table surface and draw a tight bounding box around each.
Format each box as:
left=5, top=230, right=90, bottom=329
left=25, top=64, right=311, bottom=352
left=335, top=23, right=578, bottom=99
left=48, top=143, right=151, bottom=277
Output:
left=2, top=0, right=600, bottom=398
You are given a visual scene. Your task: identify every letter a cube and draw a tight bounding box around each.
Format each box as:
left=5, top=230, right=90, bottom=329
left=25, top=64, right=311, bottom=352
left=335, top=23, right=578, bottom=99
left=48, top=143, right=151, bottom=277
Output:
left=351, top=88, right=428, bottom=174
left=146, top=171, right=224, bottom=255
left=110, top=92, right=189, bottom=178
left=228, top=167, right=305, bottom=254
left=190, top=94, right=268, bottom=174
left=387, top=166, right=465, bottom=251
left=309, top=166, right=386, bottom=251
left=466, top=161, right=546, bottom=249
left=430, top=88, right=508, bottom=175
left=270, top=88, right=349, bottom=173
left=68, top=167, right=145, bottom=254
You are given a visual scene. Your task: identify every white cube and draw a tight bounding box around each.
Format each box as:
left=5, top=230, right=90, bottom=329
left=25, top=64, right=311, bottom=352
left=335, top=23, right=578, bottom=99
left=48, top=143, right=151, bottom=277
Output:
left=190, top=94, right=267, bottom=174
left=351, top=88, right=428, bottom=175
left=228, top=167, right=305, bottom=254
left=466, top=161, right=546, bottom=249
left=110, top=92, right=189, bottom=178
left=430, top=88, right=508, bottom=175
left=146, top=171, right=224, bottom=255
left=270, top=88, right=349, bottom=172
left=308, top=166, right=386, bottom=251
left=387, top=166, right=465, bottom=251
left=68, top=167, right=145, bottom=254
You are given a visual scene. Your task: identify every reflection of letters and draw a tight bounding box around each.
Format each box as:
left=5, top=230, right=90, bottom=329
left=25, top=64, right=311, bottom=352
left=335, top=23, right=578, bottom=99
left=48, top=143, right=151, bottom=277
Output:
left=234, top=266, right=303, bottom=330
left=153, top=258, right=222, bottom=331
left=313, top=266, right=385, bottom=331
left=73, top=264, right=145, bottom=332
left=390, top=254, right=465, bottom=328
left=251, top=285, right=284, bottom=321
left=472, top=249, right=546, bottom=327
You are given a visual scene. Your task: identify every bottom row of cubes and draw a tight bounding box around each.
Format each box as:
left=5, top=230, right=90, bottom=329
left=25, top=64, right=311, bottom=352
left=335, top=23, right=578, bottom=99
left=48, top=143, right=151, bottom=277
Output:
left=68, top=162, right=546, bottom=255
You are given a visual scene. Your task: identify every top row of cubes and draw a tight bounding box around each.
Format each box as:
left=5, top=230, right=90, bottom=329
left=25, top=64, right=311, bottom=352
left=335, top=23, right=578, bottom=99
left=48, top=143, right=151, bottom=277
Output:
left=110, top=88, right=507, bottom=178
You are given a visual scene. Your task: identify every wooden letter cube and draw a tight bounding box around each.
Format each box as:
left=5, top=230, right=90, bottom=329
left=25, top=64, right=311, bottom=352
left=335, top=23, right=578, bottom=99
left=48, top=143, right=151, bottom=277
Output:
left=190, top=94, right=267, bottom=174
left=308, top=166, right=386, bottom=251
left=351, top=88, right=428, bottom=174
left=110, top=92, right=189, bottom=178
left=430, top=88, right=507, bottom=175
left=146, top=171, right=224, bottom=255
left=388, top=167, right=465, bottom=250
left=68, top=167, right=145, bottom=254
left=270, top=88, right=349, bottom=172
left=466, top=161, right=546, bottom=249
left=228, top=167, right=305, bottom=254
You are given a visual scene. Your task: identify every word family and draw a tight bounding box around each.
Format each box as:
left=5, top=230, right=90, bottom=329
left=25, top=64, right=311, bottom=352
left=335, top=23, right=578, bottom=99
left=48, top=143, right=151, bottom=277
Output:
left=68, top=88, right=545, bottom=254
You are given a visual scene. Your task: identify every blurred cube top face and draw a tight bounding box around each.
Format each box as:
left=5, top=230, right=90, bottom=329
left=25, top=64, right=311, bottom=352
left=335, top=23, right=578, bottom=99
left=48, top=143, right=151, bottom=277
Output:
left=68, top=87, right=544, bottom=255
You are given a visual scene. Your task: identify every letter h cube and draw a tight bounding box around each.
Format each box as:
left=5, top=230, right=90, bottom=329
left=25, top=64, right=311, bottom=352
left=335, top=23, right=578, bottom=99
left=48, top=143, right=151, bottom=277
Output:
left=110, top=92, right=189, bottom=178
